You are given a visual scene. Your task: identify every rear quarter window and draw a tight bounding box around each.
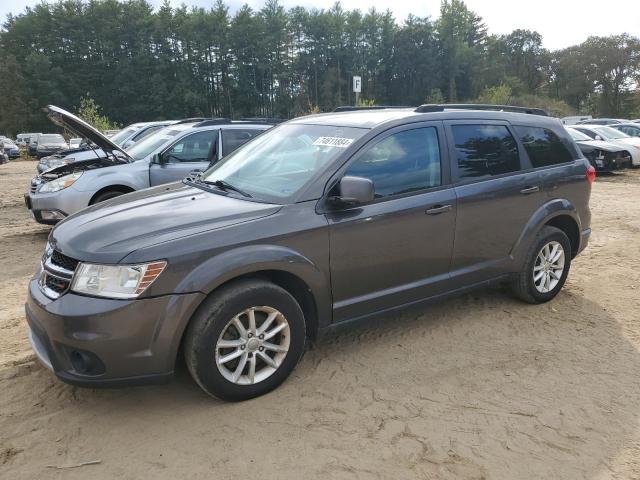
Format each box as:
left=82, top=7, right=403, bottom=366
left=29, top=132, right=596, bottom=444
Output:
left=514, top=126, right=575, bottom=167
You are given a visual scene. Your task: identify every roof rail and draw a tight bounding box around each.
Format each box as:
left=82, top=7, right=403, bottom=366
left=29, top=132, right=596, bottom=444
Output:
left=192, top=118, right=233, bottom=127
left=333, top=106, right=411, bottom=112
left=414, top=104, right=548, bottom=116
left=174, top=117, right=208, bottom=124
left=238, top=117, right=286, bottom=124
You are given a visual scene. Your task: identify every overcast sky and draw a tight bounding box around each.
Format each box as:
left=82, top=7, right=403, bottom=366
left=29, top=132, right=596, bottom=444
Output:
left=2, top=0, right=639, bottom=50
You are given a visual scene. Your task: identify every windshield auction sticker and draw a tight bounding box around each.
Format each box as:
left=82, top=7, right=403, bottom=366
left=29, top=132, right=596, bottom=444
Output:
left=312, top=137, right=354, bottom=148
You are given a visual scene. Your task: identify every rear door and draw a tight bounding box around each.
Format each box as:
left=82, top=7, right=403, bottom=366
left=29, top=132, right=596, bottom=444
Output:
left=445, top=121, right=545, bottom=284
left=149, top=129, right=218, bottom=185
left=326, top=122, right=457, bottom=322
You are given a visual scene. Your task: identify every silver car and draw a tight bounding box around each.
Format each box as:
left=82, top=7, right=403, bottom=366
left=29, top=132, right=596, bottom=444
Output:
left=25, top=106, right=271, bottom=224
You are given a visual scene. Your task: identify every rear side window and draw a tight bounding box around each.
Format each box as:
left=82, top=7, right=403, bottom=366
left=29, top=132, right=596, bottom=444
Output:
left=222, top=129, right=263, bottom=156
left=515, top=126, right=574, bottom=167
left=452, top=125, right=520, bottom=180
left=345, top=127, right=441, bottom=198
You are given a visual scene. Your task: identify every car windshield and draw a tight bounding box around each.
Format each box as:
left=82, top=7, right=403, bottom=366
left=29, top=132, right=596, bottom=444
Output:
left=567, top=128, right=591, bottom=141
left=39, top=134, right=64, bottom=143
left=201, top=123, right=368, bottom=203
left=595, top=126, right=629, bottom=140
left=110, top=127, right=139, bottom=146
left=125, top=126, right=186, bottom=160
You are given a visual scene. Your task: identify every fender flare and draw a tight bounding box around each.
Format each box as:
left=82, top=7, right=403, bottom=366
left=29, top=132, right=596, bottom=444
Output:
left=510, top=198, right=582, bottom=268
left=174, top=243, right=332, bottom=325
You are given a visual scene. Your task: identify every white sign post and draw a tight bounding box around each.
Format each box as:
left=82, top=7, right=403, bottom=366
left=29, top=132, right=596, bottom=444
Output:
left=353, top=76, right=361, bottom=106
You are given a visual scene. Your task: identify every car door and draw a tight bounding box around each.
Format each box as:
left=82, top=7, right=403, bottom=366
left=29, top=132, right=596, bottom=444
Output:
left=326, top=122, right=456, bottom=322
left=444, top=120, right=545, bottom=284
left=149, top=129, right=218, bottom=186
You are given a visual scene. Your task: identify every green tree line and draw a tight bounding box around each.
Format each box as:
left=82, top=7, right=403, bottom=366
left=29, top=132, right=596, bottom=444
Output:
left=0, top=0, right=639, bottom=135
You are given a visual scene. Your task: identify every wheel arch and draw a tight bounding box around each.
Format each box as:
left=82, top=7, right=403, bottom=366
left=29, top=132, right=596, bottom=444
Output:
left=169, top=245, right=331, bottom=370
left=511, top=199, right=583, bottom=266
left=544, top=214, right=580, bottom=258
left=89, top=184, right=136, bottom=205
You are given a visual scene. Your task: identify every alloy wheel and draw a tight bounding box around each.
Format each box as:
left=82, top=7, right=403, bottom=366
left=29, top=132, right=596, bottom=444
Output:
left=533, top=240, right=565, bottom=293
left=215, top=306, right=290, bottom=385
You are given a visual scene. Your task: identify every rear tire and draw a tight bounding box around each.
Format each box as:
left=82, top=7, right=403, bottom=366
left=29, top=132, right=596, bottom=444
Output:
left=512, top=226, right=571, bottom=304
left=184, top=279, right=306, bottom=401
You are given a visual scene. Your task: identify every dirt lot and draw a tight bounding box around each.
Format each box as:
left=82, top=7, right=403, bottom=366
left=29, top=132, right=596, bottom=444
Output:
left=1, top=160, right=640, bottom=479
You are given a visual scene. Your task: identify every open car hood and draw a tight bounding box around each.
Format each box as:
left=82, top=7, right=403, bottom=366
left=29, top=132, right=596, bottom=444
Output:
left=44, top=105, right=131, bottom=161
left=40, top=156, right=127, bottom=179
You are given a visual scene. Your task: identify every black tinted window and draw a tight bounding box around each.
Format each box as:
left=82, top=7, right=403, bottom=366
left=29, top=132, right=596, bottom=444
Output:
left=452, top=125, right=520, bottom=179
left=222, top=129, right=262, bottom=156
left=515, top=126, right=574, bottom=167
left=345, top=127, right=441, bottom=198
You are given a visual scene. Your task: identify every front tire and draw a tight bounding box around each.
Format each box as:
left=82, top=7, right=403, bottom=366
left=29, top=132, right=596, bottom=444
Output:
left=90, top=190, right=127, bottom=205
left=184, top=279, right=306, bottom=401
left=512, top=226, right=571, bottom=304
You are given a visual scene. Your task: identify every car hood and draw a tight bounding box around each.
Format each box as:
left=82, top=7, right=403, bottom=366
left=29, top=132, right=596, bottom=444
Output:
left=575, top=139, right=626, bottom=152
left=50, top=182, right=282, bottom=263
left=45, top=105, right=131, bottom=161
left=39, top=155, right=126, bottom=179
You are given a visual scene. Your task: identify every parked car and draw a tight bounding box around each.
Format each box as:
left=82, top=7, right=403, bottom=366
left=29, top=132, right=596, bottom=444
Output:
left=112, top=121, right=179, bottom=149
left=25, top=106, right=271, bottom=224
left=25, top=104, right=593, bottom=400
left=577, top=118, right=627, bottom=125
left=572, top=125, right=640, bottom=166
left=2, top=138, right=21, bottom=158
left=611, top=123, right=640, bottom=138
left=565, top=127, right=632, bottom=172
left=27, top=133, right=42, bottom=156
left=35, top=134, right=68, bottom=159
left=16, top=133, right=32, bottom=147
left=103, top=129, right=120, bottom=137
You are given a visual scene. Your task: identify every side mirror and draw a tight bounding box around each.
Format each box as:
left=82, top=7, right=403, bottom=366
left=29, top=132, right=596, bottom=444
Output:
left=151, top=153, right=162, bottom=164
left=595, top=135, right=603, bottom=141
left=329, top=176, right=375, bottom=207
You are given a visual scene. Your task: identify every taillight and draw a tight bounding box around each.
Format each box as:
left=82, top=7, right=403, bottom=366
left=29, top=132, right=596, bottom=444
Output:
left=586, top=165, right=596, bottom=185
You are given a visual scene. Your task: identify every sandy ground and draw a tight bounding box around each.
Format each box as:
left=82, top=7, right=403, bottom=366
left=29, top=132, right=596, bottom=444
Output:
left=1, top=160, right=640, bottom=479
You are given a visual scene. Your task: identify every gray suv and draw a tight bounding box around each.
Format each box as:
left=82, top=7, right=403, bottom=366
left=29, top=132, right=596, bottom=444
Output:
left=26, top=104, right=593, bottom=401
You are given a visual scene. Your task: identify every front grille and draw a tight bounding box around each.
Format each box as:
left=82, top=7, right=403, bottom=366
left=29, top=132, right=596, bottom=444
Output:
left=44, top=274, right=69, bottom=294
left=30, top=183, right=38, bottom=193
left=39, top=247, right=79, bottom=299
left=51, top=250, right=79, bottom=271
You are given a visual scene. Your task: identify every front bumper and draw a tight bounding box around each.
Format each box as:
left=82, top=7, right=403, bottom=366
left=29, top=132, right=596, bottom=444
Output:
left=26, top=277, right=205, bottom=387
left=24, top=186, right=91, bottom=225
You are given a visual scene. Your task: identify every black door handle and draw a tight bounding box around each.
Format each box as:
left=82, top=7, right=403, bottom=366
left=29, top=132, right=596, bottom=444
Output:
left=426, top=204, right=452, bottom=215
left=520, top=186, right=540, bottom=194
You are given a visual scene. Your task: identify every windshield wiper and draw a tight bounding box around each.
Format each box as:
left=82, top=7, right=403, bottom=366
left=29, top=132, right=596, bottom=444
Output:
left=203, top=179, right=253, bottom=198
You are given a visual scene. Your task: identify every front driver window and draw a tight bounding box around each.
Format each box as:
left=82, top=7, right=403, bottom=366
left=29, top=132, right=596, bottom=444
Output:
left=345, top=127, right=441, bottom=198
left=163, top=130, right=217, bottom=163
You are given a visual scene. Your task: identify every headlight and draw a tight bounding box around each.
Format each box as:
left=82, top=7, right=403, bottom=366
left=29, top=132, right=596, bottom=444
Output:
left=39, top=172, right=83, bottom=193
left=71, top=261, right=167, bottom=299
